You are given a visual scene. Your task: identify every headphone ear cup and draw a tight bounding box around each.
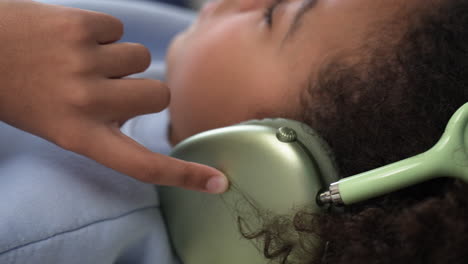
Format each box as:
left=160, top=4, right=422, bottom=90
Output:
left=160, top=118, right=341, bottom=264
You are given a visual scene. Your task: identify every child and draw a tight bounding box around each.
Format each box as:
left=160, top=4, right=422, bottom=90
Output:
left=2, top=0, right=467, bottom=263
left=164, top=0, right=468, bottom=263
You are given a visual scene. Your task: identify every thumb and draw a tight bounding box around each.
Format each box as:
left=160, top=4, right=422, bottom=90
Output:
left=79, top=125, right=229, bottom=194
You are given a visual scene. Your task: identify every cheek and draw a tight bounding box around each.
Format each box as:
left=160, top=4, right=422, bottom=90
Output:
left=167, top=20, right=265, bottom=137
left=166, top=16, right=299, bottom=141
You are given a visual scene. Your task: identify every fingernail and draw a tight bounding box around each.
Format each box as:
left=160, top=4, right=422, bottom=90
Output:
left=205, top=175, right=229, bottom=194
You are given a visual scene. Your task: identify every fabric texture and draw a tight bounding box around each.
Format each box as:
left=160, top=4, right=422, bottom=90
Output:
left=1, top=1, right=196, bottom=263
left=0, top=110, right=177, bottom=264
left=0, top=111, right=179, bottom=264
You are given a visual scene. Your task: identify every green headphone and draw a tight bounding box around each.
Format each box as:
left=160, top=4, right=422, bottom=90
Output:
left=160, top=103, right=468, bottom=264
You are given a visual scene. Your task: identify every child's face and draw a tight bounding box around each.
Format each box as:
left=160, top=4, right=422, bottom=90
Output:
left=166, top=0, right=410, bottom=144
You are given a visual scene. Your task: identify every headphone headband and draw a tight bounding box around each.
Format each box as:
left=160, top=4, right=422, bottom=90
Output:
left=320, top=103, right=468, bottom=205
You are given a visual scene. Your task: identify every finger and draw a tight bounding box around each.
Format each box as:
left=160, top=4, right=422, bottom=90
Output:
left=83, top=10, right=124, bottom=44
left=78, top=125, right=228, bottom=193
left=95, top=78, right=170, bottom=121
left=96, top=43, right=151, bottom=78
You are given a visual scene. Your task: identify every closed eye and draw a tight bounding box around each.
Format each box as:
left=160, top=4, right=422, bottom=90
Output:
left=264, top=0, right=285, bottom=28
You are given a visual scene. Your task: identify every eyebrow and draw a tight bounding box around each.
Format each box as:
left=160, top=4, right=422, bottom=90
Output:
left=283, top=0, right=319, bottom=43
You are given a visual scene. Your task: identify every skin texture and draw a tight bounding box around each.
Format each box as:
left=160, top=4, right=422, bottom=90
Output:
left=0, top=0, right=226, bottom=194
left=166, top=0, right=412, bottom=144
left=165, top=0, right=468, bottom=263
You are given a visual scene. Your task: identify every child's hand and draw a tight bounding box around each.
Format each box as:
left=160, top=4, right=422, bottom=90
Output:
left=0, top=0, right=228, bottom=194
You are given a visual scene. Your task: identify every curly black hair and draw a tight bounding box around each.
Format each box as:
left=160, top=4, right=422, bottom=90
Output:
left=243, top=0, right=468, bottom=263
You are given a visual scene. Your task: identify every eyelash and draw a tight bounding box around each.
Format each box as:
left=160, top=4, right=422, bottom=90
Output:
left=264, top=0, right=283, bottom=27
